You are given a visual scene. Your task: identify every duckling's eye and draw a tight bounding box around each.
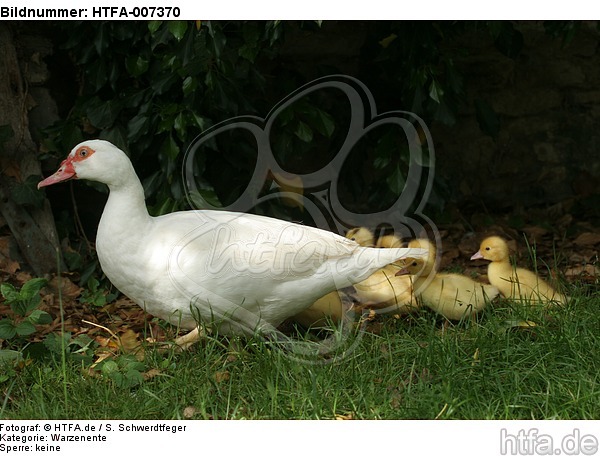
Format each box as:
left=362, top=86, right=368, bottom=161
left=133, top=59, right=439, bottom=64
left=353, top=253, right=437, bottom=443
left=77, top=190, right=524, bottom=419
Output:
left=350, top=237, right=356, bottom=241
left=485, top=247, right=490, bottom=251
left=411, top=261, right=417, bottom=267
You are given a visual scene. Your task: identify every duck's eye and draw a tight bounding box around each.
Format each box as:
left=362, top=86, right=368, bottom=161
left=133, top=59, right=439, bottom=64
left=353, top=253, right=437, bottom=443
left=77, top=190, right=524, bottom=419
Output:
left=350, top=237, right=356, bottom=241
left=411, top=261, right=417, bottom=267
left=78, top=148, right=88, bottom=157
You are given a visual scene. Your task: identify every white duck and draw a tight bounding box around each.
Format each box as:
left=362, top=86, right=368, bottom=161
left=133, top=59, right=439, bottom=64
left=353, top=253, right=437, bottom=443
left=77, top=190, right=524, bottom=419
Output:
left=38, top=140, right=427, bottom=346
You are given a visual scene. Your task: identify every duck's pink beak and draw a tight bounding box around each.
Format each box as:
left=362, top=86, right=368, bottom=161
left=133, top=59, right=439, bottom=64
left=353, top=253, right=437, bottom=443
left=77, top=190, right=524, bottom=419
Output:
left=38, top=157, right=76, bottom=189
left=395, top=268, right=410, bottom=276
left=470, top=251, right=484, bottom=260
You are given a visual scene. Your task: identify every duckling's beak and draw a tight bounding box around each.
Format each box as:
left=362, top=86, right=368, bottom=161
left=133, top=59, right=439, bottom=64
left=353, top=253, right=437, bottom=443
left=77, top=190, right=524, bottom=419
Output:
left=470, top=251, right=484, bottom=260
left=395, top=268, right=410, bottom=276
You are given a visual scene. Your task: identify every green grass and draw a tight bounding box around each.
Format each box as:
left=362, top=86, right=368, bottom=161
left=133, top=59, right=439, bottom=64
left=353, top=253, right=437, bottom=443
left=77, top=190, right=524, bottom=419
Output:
left=2, top=289, right=599, bottom=420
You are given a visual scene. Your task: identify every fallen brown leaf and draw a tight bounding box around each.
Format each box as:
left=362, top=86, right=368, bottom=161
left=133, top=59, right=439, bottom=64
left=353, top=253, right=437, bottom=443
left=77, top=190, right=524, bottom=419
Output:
left=564, top=264, right=600, bottom=278
left=522, top=225, right=549, bottom=241
left=0, top=237, right=20, bottom=274
left=568, top=249, right=598, bottom=264
left=119, top=329, right=142, bottom=352
left=143, top=368, right=162, bottom=380
left=183, top=406, right=199, bottom=419
left=47, top=276, right=82, bottom=300
left=214, top=371, right=230, bottom=383
left=90, top=351, right=114, bottom=369
left=15, top=271, right=32, bottom=285
left=118, top=329, right=145, bottom=360
left=440, top=246, right=460, bottom=269
left=458, top=233, right=479, bottom=257
left=573, top=232, right=600, bottom=247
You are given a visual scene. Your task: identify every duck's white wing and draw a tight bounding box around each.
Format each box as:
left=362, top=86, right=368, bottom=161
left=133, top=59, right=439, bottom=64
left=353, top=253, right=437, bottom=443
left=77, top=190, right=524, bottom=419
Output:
left=169, top=210, right=424, bottom=285
left=142, top=210, right=425, bottom=333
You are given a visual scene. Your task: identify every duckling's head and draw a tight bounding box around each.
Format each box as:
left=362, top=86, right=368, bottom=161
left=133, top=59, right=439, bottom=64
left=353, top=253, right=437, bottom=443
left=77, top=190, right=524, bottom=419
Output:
left=396, top=238, right=436, bottom=276
left=346, top=227, right=375, bottom=247
left=397, top=257, right=428, bottom=276
left=409, top=238, right=437, bottom=266
left=376, top=234, right=403, bottom=248
left=470, top=236, right=510, bottom=263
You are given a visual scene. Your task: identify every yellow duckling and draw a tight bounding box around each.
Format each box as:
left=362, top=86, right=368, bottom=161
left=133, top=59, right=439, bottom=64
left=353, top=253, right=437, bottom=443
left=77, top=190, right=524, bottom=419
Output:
left=345, top=227, right=418, bottom=315
left=400, top=239, right=499, bottom=320
left=346, top=227, right=375, bottom=247
left=376, top=233, right=403, bottom=248
left=470, top=236, right=567, bottom=305
left=292, top=291, right=344, bottom=328
left=294, top=229, right=408, bottom=325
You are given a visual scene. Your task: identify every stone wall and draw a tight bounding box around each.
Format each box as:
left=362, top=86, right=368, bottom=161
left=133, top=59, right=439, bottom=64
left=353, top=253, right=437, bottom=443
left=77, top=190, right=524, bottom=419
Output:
left=429, top=21, right=600, bottom=211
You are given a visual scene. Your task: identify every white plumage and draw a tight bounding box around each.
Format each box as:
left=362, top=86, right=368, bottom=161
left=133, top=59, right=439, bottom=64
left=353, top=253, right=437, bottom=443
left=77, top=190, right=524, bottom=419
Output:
left=39, top=140, right=427, bottom=337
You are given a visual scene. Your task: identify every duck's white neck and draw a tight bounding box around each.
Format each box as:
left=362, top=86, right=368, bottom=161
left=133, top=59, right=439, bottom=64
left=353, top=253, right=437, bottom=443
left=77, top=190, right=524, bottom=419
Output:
left=97, top=168, right=151, bottom=237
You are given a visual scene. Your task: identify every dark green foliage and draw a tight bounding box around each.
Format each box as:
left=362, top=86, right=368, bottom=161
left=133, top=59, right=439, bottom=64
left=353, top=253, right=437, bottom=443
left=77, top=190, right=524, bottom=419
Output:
left=0, top=278, right=50, bottom=340
left=38, top=20, right=580, bottom=267
left=359, top=22, right=467, bottom=126
left=10, top=175, right=46, bottom=208
left=0, top=125, right=14, bottom=150
left=44, top=21, right=285, bottom=217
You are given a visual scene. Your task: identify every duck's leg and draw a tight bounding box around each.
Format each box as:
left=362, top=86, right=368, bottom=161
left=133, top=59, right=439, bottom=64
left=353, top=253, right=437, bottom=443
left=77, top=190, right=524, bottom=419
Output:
left=173, top=326, right=204, bottom=350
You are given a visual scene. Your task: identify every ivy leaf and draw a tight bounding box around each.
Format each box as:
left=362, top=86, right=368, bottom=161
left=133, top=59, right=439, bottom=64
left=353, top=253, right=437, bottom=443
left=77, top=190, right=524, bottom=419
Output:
left=238, top=43, right=259, bottom=62
left=182, top=76, right=197, bottom=97
left=142, top=170, right=163, bottom=197
left=100, top=126, right=128, bottom=151
left=152, top=72, right=178, bottom=94
left=312, top=108, right=335, bottom=138
left=387, top=164, right=406, bottom=195
left=429, top=79, right=444, bottom=104
left=88, top=58, right=108, bottom=91
left=161, top=135, right=179, bottom=160
left=188, top=188, right=222, bottom=210
left=373, top=155, right=391, bottom=170
left=191, top=113, right=211, bottom=131
left=207, top=25, right=226, bottom=58
left=93, top=22, right=108, bottom=55
left=174, top=112, right=186, bottom=139
left=125, top=56, right=149, bottom=77
left=11, top=175, right=46, bottom=208
left=86, top=98, right=123, bottom=129
left=294, top=121, right=313, bottom=143
left=127, top=114, right=151, bottom=142
left=168, top=21, right=188, bottom=41
left=148, top=21, right=162, bottom=35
